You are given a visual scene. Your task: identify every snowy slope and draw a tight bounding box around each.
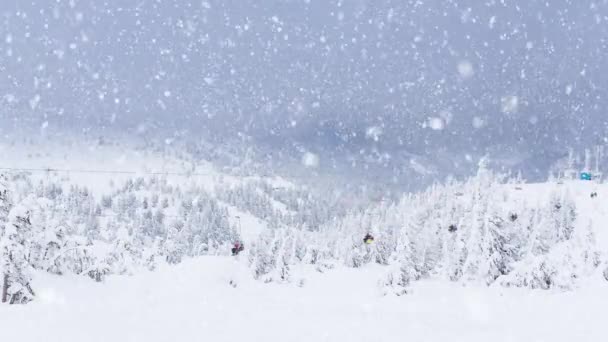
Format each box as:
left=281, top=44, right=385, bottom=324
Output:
left=0, top=137, right=291, bottom=195
left=0, top=138, right=299, bottom=244
left=0, top=256, right=606, bottom=342
left=2, top=140, right=608, bottom=341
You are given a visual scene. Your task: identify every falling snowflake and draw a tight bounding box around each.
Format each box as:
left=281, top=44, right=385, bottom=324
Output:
left=427, top=117, right=445, bottom=130
left=302, top=152, right=320, bottom=168
left=488, top=16, right=497, bottom=29
left=472, top=116, right=485, bottom=129
left=458, top=61, right=474, bottom=79
left=501, top=95, right=519, bottom=114
left=29, top=94, right=41, bottom=110
left=365, top=126, right=383, bottom=141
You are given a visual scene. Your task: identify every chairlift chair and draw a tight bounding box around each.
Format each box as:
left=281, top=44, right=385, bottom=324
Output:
left=580, top=172, right=593, bottom=181
left=231, top=241, right=245, bottom=256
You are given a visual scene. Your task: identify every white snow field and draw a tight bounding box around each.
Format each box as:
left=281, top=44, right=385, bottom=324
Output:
left=0, top=257, right=606, bottom=342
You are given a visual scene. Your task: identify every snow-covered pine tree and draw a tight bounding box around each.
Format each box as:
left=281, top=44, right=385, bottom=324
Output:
left=277, top=229, right=295, bottom=283
left=406, top=199, right=439, bottom=279
left=0, top=174, right=10, bottom=230
left=163, top=221, right=186, bottom=264
left=31, top=200, right=63, bottom=274
left=0, top=174, right=12, bottom=303
left=1, top=198, right=36, bottom=304
left=293, top=231, right=308, bottom=263
left=531, top=190, right=576, bottom=257
left=381, top=229, right=417, bottom=296
left=437, top=191, right=467, bottom=282
left=461, top=160, right=496, bottom=282
left=249, top=228, right=277, bottom=281
left=345, top=211, right=371, bottom=268
left=554, top=190, right=576, bottom=242
left=107, top=227, right=137, bottom=275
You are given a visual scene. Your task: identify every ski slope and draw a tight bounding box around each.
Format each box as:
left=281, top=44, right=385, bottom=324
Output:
left=0, top=256, right=606, bottom=342
left=0, top=138, right=294, bottom=243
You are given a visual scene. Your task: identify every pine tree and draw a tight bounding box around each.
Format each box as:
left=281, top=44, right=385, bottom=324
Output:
left=250, top=229, right=276, bottom=281
left=382, top=229, right=417, bottom=295
left=438, top=196, right=467, bottom=282
left=275, top=229, right=300, bottom=282
left=163, top=222, right=185, bottom=264
left=0, top=174, right=12, bottom=303
left=1, top=199, right=36, bottom=304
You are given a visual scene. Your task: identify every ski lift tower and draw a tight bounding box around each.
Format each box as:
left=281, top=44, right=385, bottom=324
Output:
left=234, top=215, right=242, bottom=239
left=593, top=146, right=604, bottom=181
left=367, top=196, right=388, bottom=232
left=563, top=148, right=578, bottom=180
left=580, top=149, right=593, bottom=181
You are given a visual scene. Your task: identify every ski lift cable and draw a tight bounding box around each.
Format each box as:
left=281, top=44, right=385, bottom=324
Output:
left=94, top=213, right=181, bottom=218
left=0, top=167, right=213, bottom=177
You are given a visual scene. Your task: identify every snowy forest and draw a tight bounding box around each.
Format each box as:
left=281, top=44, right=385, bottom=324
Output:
left=2, top=158, right=607, bottom=304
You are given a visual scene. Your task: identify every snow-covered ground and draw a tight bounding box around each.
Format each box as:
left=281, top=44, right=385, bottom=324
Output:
left=1, top=256, right=605, bottom=342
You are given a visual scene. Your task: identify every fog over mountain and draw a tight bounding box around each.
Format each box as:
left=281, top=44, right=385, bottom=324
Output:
left=1, top=0, right=608, bottom=186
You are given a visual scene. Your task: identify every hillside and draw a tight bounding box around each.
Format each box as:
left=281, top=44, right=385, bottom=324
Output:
left=3, top=1, right=608, bottom=340
left=1, top=143, right=608, bottom=341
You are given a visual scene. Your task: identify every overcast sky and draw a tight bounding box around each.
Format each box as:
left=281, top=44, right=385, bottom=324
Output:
left=1, top=0, right=607, bottom=177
